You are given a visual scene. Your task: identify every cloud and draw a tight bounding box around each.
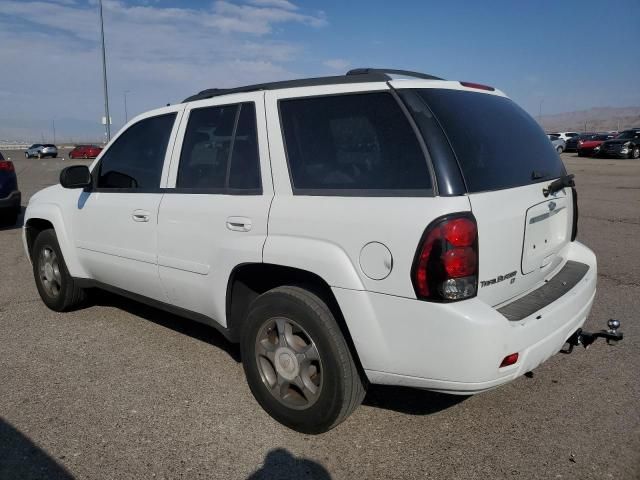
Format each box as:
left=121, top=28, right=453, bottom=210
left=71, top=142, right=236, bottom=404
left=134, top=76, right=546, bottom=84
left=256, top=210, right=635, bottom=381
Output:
left=0, top=0, right=327, bottom=141
left=323, top=58, right=350, bottom=71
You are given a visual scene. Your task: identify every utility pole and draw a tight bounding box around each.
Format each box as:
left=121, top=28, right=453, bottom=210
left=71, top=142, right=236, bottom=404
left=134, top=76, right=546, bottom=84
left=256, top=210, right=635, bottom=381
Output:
left=124, top=90, right=130, bottom=123
left=538, top=99, right=544, bottom=125
left=52, top=119, right=56, bottom=145
left=99, top=0, right=111, bottom=142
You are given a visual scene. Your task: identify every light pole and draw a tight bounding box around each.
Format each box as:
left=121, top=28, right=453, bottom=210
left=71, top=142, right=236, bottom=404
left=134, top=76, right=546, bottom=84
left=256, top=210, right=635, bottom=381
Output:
left=99, top=0, right=111, bottom=142
left=538, top=99, right=544, bottom=125
left=124, top=90, right=130, bottom=123
left=52, top=119, right=56, bottom=145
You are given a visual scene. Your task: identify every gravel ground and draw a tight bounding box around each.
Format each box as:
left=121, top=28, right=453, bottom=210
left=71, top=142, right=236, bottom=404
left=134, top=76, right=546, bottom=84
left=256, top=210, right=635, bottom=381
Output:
left=0, top=149, right=638, bottom=480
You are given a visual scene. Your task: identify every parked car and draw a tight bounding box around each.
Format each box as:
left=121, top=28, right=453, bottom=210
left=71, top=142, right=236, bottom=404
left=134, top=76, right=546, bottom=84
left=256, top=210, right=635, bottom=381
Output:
left=0, top=151, right=21, bottom=225
left=565, top=133, right=596, bottom=152
left=25, top=144, right=58, bottom=159
left=577, top=133, right=616, bottom=157
left=24, top=68, right=606, bottom=433
left=548, top=135, right=566, bottom=153
left=69, top=145, right=103, bottom=159
left=595, top=129, right=640, bottom=159
left=548, top=131, right=580, bottom=142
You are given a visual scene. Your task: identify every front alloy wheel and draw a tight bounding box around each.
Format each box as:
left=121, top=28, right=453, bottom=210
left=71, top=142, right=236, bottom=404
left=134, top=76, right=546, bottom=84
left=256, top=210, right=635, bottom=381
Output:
left=632, top=147, right=640, bottom=159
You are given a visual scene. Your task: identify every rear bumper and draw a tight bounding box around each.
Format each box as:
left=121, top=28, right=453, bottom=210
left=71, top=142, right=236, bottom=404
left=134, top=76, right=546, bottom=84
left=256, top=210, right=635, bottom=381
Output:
left=0, top=190, right=21, bottom=210
left=334, top=241, right=596, bottom=394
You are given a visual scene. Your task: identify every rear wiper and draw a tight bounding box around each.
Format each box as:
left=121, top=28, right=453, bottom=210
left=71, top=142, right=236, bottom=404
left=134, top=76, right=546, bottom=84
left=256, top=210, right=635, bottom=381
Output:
left=543, top=174, right=575, bottom=197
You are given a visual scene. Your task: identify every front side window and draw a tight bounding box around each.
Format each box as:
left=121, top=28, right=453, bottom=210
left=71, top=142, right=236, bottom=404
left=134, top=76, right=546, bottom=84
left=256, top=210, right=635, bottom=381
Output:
left=177, top=103, right=261, bottom=191
left=97, top=113, right=176, bottom=189
left=279, top=92, right=432, bottom=194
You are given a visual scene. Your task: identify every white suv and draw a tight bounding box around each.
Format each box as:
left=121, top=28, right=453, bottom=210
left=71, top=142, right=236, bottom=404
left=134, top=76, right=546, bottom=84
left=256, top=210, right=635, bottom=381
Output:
left=24, top=69, right=598, bottom=433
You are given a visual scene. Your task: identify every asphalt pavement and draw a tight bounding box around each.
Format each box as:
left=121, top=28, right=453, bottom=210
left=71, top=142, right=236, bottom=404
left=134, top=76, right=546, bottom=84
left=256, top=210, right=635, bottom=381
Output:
left=0, top=149, right=638, bottom=479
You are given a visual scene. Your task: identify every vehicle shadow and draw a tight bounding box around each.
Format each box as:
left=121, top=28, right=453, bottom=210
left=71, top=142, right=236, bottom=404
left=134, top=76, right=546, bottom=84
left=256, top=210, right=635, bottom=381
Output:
left=0, top=417, right=74, bottom=480
left=89, top=290, right=241, bottom=363
left=0, top=206, right=25, bottom=231
left=247, top=448, right=331, bottom=480
left=363, top=384, right=468, bottom=415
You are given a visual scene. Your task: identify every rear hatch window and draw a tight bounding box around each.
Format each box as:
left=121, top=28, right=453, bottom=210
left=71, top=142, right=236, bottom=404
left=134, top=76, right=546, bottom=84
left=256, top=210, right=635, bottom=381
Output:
left=415, top=89, right=565, bottom=193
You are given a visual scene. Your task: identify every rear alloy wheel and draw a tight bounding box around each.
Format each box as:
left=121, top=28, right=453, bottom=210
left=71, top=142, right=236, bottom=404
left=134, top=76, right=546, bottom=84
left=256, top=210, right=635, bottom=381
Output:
left=24, top=152, right=29, bottom=158
left=32, top=229, right=86, bottom=311
left=631, top=147, right=640, bottom=159
left=83, top=154, right=88, bottom=159
left=241, top=286, right=366, bottom=434
left=37, top=153, right=42, bottom=159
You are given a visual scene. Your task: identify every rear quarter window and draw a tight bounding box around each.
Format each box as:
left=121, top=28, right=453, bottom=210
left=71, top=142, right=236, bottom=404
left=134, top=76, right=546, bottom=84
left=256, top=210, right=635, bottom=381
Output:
left=279, top=92, right=432, bottom=195
left=414, top=89, right=565, bottom=193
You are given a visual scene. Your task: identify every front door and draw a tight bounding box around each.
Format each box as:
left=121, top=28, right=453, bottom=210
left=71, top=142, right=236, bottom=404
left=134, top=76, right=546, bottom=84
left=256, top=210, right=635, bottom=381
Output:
left=73, top=107, right=183, bottom=301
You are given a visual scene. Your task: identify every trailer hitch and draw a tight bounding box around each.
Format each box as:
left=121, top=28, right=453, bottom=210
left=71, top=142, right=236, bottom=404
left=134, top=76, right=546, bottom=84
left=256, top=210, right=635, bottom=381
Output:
left=561, top=319, right=623, bottom=354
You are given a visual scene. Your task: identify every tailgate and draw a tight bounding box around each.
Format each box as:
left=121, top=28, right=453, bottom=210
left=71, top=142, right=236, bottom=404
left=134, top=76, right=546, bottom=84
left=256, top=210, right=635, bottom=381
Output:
left=469, top=183, right=572, bottom=307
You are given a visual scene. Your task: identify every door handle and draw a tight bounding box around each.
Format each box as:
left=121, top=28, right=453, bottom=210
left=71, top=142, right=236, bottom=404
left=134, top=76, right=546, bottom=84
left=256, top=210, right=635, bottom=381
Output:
left=132, top=210, right=151, bottom=222
left=226, top=216, right=252, bottom=232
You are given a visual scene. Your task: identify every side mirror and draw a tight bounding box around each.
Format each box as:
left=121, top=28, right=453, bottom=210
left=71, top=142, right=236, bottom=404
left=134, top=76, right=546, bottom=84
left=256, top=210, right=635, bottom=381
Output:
left=60, top=165, right=92, bottom=189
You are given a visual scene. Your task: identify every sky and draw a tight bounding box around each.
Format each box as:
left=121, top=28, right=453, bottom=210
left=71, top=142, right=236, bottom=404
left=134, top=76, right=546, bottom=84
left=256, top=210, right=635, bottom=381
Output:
left=0, top=0, right=639, bottom=142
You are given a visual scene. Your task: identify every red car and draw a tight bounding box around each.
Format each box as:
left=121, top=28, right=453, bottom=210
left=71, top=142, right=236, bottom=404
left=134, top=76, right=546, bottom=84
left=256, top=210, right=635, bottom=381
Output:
left=577, top=134, right=616, bottom=157
left=69, top=145, right=103, bottom=159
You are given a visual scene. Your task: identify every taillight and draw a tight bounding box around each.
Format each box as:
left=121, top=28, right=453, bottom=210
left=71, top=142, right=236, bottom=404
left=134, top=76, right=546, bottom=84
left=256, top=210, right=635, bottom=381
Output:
left=0, top=160, right=15, bottom=172
left=411, top=213, right=479, bottom=302
left=459, top=81, right=495, bottom=91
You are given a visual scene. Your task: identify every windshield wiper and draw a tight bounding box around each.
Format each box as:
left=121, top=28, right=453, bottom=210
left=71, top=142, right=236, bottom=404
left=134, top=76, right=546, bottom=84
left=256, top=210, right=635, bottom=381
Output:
left=531, top=170, right=549, bottom=180
left=543, top=174, right=575, bottom=197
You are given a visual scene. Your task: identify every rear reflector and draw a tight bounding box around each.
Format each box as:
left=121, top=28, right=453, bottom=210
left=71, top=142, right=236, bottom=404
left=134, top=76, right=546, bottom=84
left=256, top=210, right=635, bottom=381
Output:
left=460, top=81, right=495, bottom=91
left=499, top=353, right=519, bottom=368
left=0, top=160, right=15, bottom=172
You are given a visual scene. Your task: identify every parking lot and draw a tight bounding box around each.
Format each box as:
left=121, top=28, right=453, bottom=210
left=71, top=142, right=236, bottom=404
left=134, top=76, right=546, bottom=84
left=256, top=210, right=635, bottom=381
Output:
left=0, top=148, right=638, bottom=479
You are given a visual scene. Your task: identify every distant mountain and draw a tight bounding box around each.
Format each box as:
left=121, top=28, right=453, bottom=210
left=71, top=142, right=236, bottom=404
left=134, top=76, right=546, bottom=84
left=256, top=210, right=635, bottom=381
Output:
left=538, top=107, right=640, bottom=133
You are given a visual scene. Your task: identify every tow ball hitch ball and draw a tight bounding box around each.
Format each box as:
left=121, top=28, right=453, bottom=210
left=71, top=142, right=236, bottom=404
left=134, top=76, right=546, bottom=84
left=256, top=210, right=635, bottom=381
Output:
left=561, top=319, right=624, bottom=354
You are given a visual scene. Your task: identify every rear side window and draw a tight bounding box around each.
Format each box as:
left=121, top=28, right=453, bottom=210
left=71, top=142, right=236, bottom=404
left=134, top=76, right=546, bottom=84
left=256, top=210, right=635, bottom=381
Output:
left=280, top=92, right=432, bottom=195
left=98, top=113, right=176, bottom=189
left=414, top=89, right=565, bottom=193
left=177, top=103, right=261, bottom=192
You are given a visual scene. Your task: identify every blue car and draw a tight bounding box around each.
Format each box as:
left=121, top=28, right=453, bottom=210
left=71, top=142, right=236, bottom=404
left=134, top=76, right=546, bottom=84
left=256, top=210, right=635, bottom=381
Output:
left=0, top=151, right=21, bottom=225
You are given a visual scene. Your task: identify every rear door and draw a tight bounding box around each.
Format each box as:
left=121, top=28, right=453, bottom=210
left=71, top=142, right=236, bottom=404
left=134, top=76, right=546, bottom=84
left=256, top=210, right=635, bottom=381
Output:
left=406, top=86, right=573, bottom=306
left=157, top=92, right=272, bottom=325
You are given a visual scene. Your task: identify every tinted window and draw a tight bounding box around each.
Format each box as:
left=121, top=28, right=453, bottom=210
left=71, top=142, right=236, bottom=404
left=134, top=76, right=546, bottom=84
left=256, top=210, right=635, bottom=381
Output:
left=280, top=92, right=431, bottom=193
left=177, top=103, right=261, bottom=191
left=229, top=104, right=261, bottom=189
left=98, top=113, right=176, bottom=189
left=415, top=89, right=565, bottom=192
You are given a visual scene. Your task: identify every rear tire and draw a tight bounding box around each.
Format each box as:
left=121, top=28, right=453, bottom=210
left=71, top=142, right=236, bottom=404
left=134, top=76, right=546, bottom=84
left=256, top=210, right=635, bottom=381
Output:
left=32, top=229, right=86, bottom=311
left=556, top=146, right=564, bottom=153
left=631, top=147, right=640, bottom=159
left=240, top=286, right=366, bottom=434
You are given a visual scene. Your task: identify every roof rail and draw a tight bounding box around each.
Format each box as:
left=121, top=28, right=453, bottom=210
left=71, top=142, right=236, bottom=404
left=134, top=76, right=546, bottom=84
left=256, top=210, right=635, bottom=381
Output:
left=182, top=72, right=390, bottom=103
left=346, top=68, right=444, bottom=81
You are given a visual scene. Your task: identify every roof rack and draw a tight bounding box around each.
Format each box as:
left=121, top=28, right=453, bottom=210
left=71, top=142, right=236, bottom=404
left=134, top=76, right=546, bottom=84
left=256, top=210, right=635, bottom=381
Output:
left=346, top=68, right=443, bottom=81
left=183, top=68, right=443, bottom=103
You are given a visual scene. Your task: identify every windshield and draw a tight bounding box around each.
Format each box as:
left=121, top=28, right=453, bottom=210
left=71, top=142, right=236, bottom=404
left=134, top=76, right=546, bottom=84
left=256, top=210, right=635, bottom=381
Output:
left=413, top=89, right=565, bottom=193
left=616, top=131, right=635, bottom=139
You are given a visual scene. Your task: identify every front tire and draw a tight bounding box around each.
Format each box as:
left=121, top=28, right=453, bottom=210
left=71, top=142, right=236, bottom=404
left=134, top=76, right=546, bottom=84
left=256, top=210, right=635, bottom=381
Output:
left=241, top=286, right=366, bottom=434
left=556, top=146, right=564, bottom=154
left=631, top=147, right=640, bottom=159
left=32, top=229, right=86, bottom=311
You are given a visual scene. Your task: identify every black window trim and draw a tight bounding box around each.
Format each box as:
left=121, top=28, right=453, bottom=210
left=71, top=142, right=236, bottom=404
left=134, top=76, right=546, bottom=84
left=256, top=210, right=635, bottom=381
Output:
left=173, top=101, right=263, bottom=195
left=91, top=112, right=178, bottom=193
left=277, top=89, right=436, bottom=198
